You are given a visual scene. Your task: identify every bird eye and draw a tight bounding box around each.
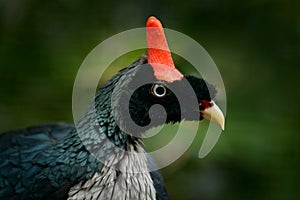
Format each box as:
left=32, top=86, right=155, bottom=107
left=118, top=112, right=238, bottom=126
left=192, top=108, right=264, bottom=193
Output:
left=152, top=84, right=167, bottom=98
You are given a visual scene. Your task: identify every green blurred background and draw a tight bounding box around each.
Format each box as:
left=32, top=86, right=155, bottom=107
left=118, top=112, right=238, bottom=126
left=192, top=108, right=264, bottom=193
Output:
left=0, top=0, right=299, bottom=199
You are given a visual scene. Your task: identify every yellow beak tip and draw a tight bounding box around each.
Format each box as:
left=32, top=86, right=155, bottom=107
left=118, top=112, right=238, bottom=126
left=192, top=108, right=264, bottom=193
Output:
left=201, top=101, right=225, bottom=131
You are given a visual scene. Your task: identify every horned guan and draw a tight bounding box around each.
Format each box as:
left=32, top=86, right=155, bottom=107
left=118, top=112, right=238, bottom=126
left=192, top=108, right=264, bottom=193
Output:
left=0, top=16, right=225, bottom=200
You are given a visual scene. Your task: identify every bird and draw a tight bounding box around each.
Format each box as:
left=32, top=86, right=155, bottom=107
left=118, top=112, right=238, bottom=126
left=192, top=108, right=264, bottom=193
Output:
left=0, top=16, right=225, bottom=200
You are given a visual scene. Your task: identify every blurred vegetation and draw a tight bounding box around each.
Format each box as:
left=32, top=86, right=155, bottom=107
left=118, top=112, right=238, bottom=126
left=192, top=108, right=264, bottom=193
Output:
left=0, top=0, right=299, bottom=199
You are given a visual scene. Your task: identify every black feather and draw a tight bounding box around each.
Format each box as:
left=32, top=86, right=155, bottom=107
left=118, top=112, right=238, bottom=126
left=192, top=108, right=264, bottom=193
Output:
left=0, top=55, right=216, bottom=199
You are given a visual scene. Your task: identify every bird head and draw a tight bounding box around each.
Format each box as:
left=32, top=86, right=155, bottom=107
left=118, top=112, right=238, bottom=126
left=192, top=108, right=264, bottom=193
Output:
left=129, top=16, right=223, bottom=129
left=95, top=16, right=224, bottom=142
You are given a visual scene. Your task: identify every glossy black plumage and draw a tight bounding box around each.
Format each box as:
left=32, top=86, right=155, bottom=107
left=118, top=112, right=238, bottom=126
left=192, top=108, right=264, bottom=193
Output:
left=0, top=56, right=215, bottom=200
left=0, top=57, right=171, bottom=200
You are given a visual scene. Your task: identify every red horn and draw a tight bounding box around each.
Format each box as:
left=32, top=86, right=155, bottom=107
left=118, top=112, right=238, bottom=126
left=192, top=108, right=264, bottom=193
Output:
left=146, top=16, right=183, bottom=82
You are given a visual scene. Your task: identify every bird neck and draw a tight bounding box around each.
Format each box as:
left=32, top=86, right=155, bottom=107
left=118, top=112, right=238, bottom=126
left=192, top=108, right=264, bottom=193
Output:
left=75, top=72, right=142, bottom=155
left=72, top=98, right=157, bottom=200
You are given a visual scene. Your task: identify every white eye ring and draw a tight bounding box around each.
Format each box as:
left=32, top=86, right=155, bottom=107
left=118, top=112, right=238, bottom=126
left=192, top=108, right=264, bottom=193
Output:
left=152, top=84, right=167, bottom=98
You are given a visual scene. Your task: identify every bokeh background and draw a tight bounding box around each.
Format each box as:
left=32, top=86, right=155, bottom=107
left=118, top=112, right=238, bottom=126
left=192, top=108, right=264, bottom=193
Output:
left=0, top=0, right=299, bottom=199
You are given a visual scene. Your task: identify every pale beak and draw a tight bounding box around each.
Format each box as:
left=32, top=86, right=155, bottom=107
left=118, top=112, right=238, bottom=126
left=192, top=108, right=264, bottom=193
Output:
left=201, top=101, right=225, bottom=130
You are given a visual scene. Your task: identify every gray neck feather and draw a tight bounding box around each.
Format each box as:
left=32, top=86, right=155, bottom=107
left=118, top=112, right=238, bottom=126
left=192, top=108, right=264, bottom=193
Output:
left=68, top=143, right=156, bottom=200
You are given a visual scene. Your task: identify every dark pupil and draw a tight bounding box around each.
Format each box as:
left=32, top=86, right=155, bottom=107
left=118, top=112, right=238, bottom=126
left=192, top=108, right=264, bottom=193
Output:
left=155, top=86, right=165, bottom=95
